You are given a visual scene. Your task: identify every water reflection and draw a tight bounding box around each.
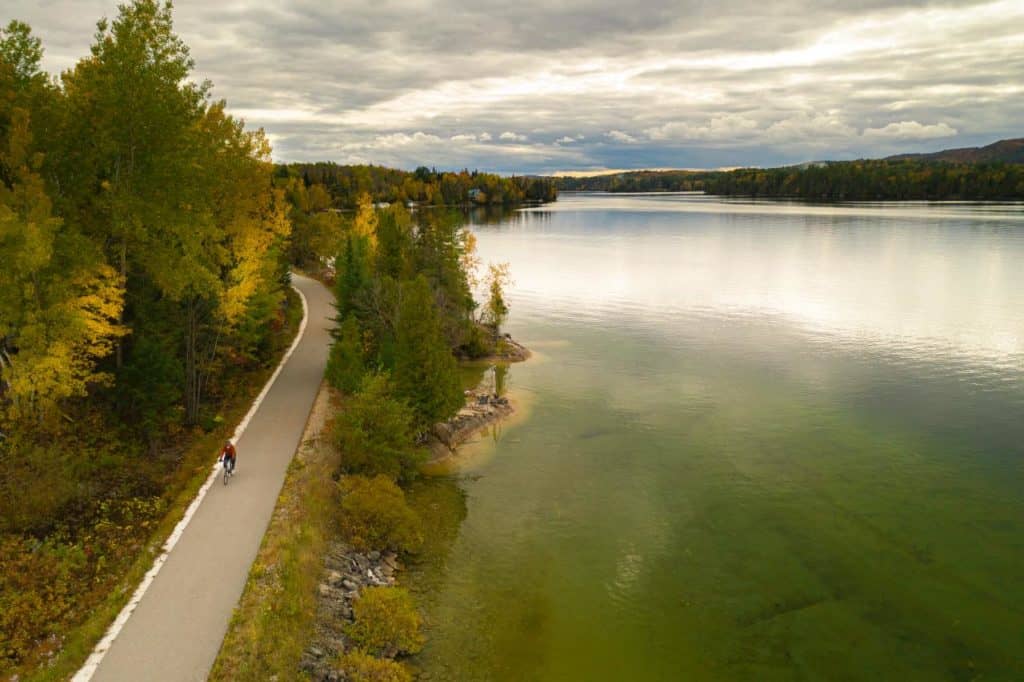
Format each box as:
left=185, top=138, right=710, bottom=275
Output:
left=482, top=194, right=1024, bottom=364
left=410, top=194, right=1024, bottom=681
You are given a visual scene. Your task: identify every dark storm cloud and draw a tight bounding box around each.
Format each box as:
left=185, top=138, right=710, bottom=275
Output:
left=3, top=0, right=1021, bottom=172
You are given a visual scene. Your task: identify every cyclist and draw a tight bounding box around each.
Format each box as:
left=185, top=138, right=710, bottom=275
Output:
left=219, top=439, right=237, bottom=475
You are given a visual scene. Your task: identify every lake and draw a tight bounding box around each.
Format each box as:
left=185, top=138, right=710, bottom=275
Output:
left=407, top=193, right=1024, bottom=681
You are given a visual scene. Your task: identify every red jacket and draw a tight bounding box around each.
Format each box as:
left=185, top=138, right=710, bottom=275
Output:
left=220, top=443, right=237, bottom=461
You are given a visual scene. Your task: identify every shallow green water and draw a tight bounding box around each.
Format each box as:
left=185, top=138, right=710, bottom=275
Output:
left=408, top=194, right=1024, bottom=681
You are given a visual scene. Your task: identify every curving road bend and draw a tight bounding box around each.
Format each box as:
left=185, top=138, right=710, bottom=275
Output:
left=86, top=273, right=333, bottom=682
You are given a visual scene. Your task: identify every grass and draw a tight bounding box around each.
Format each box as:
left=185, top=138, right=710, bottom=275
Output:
left=208, top=384, right=339, bottom=681
left=20, top=288, right=305, bottom=682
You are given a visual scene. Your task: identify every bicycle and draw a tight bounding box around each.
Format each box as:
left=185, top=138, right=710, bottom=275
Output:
left=221, top=456, right=235, bottom=485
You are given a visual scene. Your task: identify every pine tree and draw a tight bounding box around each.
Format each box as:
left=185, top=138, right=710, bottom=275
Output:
left=326, top=315, right=366, bottom=393
left=335, top=233, right=372, bottom=321
left=394, top=275, right=462, bottom=430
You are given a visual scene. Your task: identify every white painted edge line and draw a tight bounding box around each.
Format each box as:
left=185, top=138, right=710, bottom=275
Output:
left=72, top=279, right=311, bottom=682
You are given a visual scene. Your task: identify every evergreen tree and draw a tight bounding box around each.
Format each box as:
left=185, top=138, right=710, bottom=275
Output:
left=335, top=233, right=372, bottom=321
left=375, top=203, right=413, bottom=280
left=326, top=315, right=366, bottom=393
left=393, top=275, right=462, bottom=429
left=333, top=373, right=423, bottom=482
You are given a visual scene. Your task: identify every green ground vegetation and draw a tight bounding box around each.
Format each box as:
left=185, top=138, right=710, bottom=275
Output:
left=337, top=650, right=413, bottom=682
left=339, top=475, right=424, bottom=554
left=345, top=587, right=425, bottom=658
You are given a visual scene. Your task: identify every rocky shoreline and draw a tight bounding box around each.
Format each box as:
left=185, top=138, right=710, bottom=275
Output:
left=300, top=337, right=532, bottom=680
left=490, top=334, right=531, bottom=362
left=430, top=391, right=513, bottom=452
left=300, top=542, right=403, bottom=681
left=428, top=334, right=529, bottom=457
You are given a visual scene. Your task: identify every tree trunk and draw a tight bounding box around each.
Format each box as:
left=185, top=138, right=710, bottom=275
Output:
left=116, top=238, right=127, bottom=369
left=184, top=297, right=199, bottom=425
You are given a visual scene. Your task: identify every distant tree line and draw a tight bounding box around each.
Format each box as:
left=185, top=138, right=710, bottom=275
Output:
left=554, top=170, right=714, bottom=192
left=278, top=163, right=558, bottom=208
left=704, top=160, right=1024, bottom=200
left=554, top=161, right=1024, bottom=200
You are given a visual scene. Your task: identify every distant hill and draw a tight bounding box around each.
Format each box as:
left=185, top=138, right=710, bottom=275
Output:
left=885, top=138, right=1024, bottom=164
left=552, top=138, right=1024, bottom=199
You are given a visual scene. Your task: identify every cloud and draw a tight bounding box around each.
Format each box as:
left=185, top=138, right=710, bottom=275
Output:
left=369, top=132, right=445, bottom=148
left=606, top=130, right=639, bottom=144
left=764, top=112, right=857, bottom=143
left=6, top=0, right=1021, bottom=172
left=646, top=114, right=760, bottom=142
left=862, top=120, right=958, bottom=139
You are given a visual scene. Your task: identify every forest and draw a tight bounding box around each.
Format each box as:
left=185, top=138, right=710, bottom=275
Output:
left=0, top=4, right=298, bottom=674
left=554, top=169, right=714, bottom=192
left=703, top=159, right=1024, bottom=200
left=554, top=159, right=1024, bottom=200
left=0, top=3, right=508, bottom=677
left=279, top=162, right=558, bottom=208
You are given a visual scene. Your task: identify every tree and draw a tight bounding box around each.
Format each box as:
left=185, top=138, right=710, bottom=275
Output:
left=56, top=1, right=289, bottom=424
left=413, top=210, right=474, bottom=347
left=335, top=233, right=373, bottom=322
left=481, top=262, right=511, bottom=335
left=333, top=373, right=423, bottom=482
left=393, top=276, right=463, bottom=429
left=0, top=21, right=44, bottom=88
left=0, top=106, right=126, bottom=423
left=326, top=315, right=366, bottom=393
left=375, top=203, right=413, bottom=280
left=352, top=192, right=378, bottom=249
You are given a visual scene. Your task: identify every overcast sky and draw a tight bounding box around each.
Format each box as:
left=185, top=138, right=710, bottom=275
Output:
left=4, top=0, right=1023, bottom=173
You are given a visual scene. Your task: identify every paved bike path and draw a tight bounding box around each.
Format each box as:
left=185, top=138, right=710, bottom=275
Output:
left=88, top=274, right=333, bottom=681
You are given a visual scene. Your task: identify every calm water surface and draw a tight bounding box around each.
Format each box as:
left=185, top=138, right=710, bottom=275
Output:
left=407, top=194, right=1024, bottom=681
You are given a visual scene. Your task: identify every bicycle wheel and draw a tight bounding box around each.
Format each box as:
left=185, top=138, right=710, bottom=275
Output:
left=223, top=462, right=229, bottom=486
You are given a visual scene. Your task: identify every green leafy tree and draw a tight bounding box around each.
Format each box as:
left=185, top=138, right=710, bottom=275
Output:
left=333, top=373, right=423, bottom=482
left=481, top=262, right=512, bottom=335
left=0, top=106, right=126, bottom=423
left=56, top=1, right=289, bottom=424
left=326, top=315, right=366, bottom=393
left=394, top=276, right=463, bottom=429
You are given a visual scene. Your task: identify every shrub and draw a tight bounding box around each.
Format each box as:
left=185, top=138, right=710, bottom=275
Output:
left=344, top=587, right=425, bottom=658
left=459, top=321, right=493, bottom=359
left=333, top=373, right=424, bottom=482
left=339, top=475, right=423, bottom=553
left=337, top=650, right=412, bottom=682
left=0, top=535, right=83, bottom=665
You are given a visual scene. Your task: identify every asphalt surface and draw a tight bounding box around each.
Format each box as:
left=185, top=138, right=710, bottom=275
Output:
left=90, top=273, right=333, bottom=682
